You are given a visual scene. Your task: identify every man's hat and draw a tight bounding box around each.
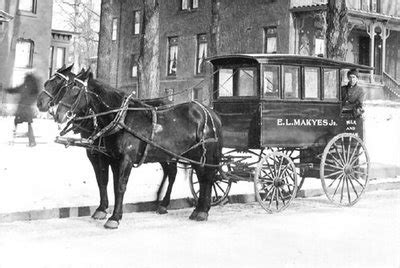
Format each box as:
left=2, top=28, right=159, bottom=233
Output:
left=347, top=68, right=359, bottom=78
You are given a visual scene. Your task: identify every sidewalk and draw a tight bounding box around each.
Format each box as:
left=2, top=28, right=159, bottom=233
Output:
left=0, top=117, right=400, bottom=223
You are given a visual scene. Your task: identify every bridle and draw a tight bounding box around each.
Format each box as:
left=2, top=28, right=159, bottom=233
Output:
left=42, top=72, right=71, bottom=105
left=58, top=77, right=90, bottom=121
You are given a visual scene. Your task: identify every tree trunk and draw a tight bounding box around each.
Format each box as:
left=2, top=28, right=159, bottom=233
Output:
left=326, top=0, right=349, bottom=61
left=138, top=0, right=159, bottom=99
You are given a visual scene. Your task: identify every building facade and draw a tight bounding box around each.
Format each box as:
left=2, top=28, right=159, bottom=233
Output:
left=97, top=0, right=400, bottom=102
left=0, top=0, right=53, bottom=91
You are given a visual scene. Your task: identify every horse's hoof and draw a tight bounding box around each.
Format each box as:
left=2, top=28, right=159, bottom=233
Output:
left=189, top=210, right=199, bottom=220
left=156, top=206, right=168, bottom=214
left=92, top=210, right=107, bottom=220
left=104, top=219, right=119, bottom=229
left=194, top=212, right=208, bottom=221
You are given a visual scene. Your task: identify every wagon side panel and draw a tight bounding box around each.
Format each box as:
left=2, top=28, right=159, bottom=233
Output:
left=260, top=101, right=362, bottom=148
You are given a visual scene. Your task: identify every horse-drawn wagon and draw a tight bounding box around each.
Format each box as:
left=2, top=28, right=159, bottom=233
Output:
left=189, top=54, right=371, bottom=212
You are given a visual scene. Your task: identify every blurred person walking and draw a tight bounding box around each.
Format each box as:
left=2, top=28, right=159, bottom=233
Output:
left=5, top=74, right=40, bottom=147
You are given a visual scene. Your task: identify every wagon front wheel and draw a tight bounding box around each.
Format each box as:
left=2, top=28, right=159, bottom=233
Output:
left=320, top=133, right=370, bottom=206
left=189, top=167, right=232, bottom=206
left=254, top=152, right=298, bottom=213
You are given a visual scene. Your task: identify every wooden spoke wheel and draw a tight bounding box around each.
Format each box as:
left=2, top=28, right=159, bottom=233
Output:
left=189, top=166, right=232, bottom=206
left=254, top=151, right=298, bottom=213
left=273, top=148, right=305, bottom=195
left=320, top=133, right=370, bottom=206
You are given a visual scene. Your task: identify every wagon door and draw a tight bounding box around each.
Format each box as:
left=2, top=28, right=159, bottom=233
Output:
left=212, top=65, right=262, bottom=149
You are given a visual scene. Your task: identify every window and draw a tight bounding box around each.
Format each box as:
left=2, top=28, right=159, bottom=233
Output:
left=13, top=39, right=34, bottom=86
left=192, top=88, right=202, bottom=102
left=283, top=66, right=300, bottom=99
left=182, top=0, right=198, bottom=10
left=196, top=34, right=207, bottom=75
left=133, top=11, right=141, bottom=35
left=56, top=47, right=66, bottom=70
left=18, top=0, right=36, bottom=13
left=323, top=69, right=339, bottom=100
left=304, top=67, right=320, bottom=99
left=165, top=88, right=174, bottom=101
left=218, top=69, right=233, bottom=97
left=49, top=46, right=54, bottom=77
left=218, top=68, right=257, bottom=97
left=14, top=39, right=33, bottom=68
left=264, top=27, right=277, bottom=54
left=112, top=18, right=118, bottom=41
left=315, top=38, right=325, bottom=57
left=263, top=65, right=279, bottom=98
left=131, top=55, right=138, bottom=78
left=167, top=37, right=178, bottom=76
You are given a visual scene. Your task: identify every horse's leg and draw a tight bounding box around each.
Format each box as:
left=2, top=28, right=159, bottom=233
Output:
left=87, top=151, right=109, bottom=220
left=189, top=165, right=215, bottom=221
left=105, top=156, right=133, bottom=229
left=157, top=162, right=178, bottom=214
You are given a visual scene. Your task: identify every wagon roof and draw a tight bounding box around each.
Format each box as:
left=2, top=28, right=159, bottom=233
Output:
left=207, top=54, right=373, bottom=70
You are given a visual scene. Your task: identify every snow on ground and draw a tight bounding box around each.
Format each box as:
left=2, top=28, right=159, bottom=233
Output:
left=0, top=189, right=399, bottom=268
left=0, top=101, right=399, bottom=214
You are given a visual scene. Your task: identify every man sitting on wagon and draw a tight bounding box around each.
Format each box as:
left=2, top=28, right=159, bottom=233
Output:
left=341, top=68, right=365, bottom=117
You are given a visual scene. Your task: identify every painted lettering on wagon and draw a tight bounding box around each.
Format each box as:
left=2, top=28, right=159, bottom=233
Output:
left=276, top=119, right=337, bottom=127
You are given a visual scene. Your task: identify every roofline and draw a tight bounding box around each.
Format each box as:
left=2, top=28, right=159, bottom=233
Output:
left=207, top=54, right=373, bottom=70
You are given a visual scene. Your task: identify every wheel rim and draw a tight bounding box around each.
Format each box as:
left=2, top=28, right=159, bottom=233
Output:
left=320, top=133, right=370, bottom=206
left=254, top=152, right=298, bottom=213
left=189, top=167, right=232, bottom=206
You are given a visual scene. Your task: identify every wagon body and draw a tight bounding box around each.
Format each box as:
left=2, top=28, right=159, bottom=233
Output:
left=210, top=54, right=368, bottom=149
left=190, top=54, right=372, bottom=211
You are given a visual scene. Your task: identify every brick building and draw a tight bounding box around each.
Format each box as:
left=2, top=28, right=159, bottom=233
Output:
left=97, top=0, right=400, bottom=103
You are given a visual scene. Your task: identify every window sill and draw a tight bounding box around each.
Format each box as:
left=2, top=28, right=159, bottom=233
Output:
left=165, top=75, right=177, bottom=80
left=178, top=8, right=198, bottom=14
left=17, top=10, right=37, bottom=18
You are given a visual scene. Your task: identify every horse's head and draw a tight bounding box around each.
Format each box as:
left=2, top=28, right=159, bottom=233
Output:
left=37, top=64, right=76, bottom=112
left=54, top=70, right=92, bottom=124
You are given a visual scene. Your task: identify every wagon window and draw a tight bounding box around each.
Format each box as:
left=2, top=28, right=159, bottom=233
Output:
left=283, top=66, right=300, bottom=99
left=237, top=69, right=256, bottom=96
left=304, top=67, right=320, bottom=99
left=263, top=65, right=279, bottom=98
left=323, top=69, right=339, bottom=100
left=218, top=69, right=234, bottom=97
left=217, top=68, right=257, bottom=97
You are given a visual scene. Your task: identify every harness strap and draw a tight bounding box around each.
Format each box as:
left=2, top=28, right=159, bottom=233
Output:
left=133, top=108, right=157, bottom=168
left=192, top=101, right=219, bottom=167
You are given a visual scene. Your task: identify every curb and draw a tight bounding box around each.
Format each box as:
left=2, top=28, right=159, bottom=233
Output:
left=1, top=180, right=399, bottom=223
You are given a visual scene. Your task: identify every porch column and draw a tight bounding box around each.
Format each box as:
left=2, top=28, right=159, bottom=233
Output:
left=381, top=26, right=391, bottom=75
left=366, top=22, right=376, bottom=82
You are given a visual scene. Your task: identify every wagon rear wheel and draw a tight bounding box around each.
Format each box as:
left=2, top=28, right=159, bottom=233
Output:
left=320, top=133, right=370, bottom=206
left=189, top=166, right=232, bottom=206
left=254, top=151, right=298, bottom=213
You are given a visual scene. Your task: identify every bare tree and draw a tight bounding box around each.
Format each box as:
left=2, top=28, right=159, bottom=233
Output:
left=55, top=0, right=100, bottom=72
left=326, top=0, right=350, bottom=60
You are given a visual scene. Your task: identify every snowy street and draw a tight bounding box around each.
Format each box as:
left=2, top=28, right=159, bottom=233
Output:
left=0, top=189, right=399, bottom=268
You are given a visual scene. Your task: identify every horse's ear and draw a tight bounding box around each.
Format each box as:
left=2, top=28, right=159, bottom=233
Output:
left=57, top=64, right=66, bottom=72
left=65, top=64, right=74, bottom=72
left=88, top=72, right=94, bottom=81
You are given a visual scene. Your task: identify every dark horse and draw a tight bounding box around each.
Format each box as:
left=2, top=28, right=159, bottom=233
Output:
left=54, top=72, right=222, bottom=229
left=37, top=67, right=183, bottom=218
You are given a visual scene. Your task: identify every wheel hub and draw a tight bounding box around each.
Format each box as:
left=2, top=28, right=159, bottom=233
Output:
left=343, top=165, right=353, bottom=175
left=273, top=179, right=285, bottom=187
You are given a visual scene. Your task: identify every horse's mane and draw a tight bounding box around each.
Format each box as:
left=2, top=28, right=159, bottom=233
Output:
left=87, top=75, right=125, bottom=108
